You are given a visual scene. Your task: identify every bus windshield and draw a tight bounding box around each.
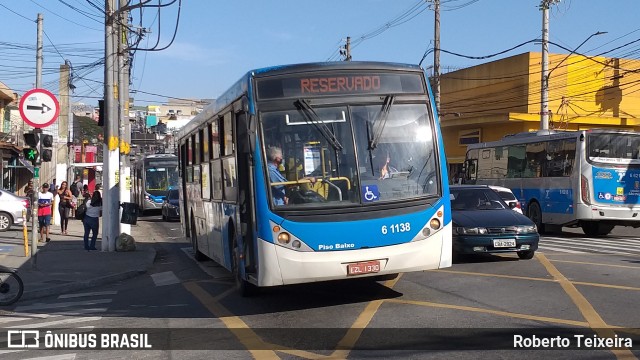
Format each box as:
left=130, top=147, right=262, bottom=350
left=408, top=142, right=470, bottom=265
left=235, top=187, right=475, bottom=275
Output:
left=145, top=165, right=178, bottom=195
left=261, top=102, right=439, bottom=208
left=588, top=132, right=640, bottom=165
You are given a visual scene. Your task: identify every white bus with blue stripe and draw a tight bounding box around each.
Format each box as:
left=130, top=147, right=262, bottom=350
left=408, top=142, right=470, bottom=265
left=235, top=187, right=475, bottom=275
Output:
left=464, top=129, right=640, bottom=236
left=177, top=62, right=452, bottom=296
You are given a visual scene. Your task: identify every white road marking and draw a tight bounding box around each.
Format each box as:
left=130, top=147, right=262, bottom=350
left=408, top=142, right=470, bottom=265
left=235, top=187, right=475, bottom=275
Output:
left=14, top=299, right=112, bottom=312
left=150, top=271, right=180, bottom=286
left=7, top=316, right=101, bottom=328
left=538, top=245, right=586, bottom=254
left=57, top=291, right=117, bottom=299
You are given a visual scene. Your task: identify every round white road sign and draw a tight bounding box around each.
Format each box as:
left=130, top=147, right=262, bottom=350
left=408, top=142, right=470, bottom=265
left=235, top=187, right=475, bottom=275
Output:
left=19, top=88, right=60, bottom=128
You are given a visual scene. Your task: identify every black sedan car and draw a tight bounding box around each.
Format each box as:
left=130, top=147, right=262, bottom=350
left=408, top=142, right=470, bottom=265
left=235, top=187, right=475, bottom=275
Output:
left=450, top=185, right=539, bottom=260
left=161, top=189, right=180, bottom=221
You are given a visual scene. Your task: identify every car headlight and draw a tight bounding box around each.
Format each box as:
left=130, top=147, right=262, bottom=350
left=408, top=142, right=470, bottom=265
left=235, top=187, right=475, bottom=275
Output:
left=455, top=227, right=488, bottom=235
left=516, top=225, right=537, bottom=234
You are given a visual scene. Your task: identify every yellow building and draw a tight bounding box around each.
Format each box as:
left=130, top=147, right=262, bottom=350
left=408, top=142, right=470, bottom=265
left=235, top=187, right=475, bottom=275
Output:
left=439, top=52, right=640, bottom=177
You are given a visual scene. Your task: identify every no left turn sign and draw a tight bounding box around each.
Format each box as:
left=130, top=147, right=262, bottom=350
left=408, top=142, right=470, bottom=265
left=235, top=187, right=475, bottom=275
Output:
left=19, top=88, right=60, bottom=128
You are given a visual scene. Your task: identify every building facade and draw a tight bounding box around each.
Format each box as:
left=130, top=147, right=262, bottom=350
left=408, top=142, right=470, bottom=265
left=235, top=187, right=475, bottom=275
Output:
left=439, top=52, right=640, bottom=179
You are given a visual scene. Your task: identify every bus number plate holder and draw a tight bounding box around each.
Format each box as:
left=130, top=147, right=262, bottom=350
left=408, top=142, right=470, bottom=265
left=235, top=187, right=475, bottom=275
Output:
left=347, top=260, right=380, bottom=276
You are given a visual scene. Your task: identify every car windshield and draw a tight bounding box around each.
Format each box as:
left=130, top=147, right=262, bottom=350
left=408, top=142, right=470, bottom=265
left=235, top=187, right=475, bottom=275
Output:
left=496, top=190, right=516, bottom=201
left=451, top=188, right=508, bottom=211
left=168, top=189, right=179, bottom=200
left=260, top=103, right=439, bottom=209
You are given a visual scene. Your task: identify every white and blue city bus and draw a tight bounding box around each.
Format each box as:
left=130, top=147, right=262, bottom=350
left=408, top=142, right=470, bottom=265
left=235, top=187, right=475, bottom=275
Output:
left=464, top=129, right=640, bottom=236
left=177, top=62, right=452, bottom=295
left=131, top=154, right=179, bottom=214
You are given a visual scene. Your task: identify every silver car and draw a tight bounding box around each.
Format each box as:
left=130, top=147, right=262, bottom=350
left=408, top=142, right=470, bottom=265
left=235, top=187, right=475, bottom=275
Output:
left=0, top=189, right=29, bottom=231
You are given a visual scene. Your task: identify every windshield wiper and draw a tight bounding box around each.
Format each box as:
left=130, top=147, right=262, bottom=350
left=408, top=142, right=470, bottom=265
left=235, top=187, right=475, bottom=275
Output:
left=368, top=95, right=395, bottom=151
left=295, top=99, right=343, bottom=151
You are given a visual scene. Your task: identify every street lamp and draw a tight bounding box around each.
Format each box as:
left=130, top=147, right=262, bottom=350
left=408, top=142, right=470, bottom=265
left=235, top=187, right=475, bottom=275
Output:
left=540, top=31, right=606, bottom=130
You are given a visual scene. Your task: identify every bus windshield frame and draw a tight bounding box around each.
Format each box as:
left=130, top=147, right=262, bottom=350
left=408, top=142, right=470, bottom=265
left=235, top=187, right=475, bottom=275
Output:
left=259, top=99, right=441, bottom=210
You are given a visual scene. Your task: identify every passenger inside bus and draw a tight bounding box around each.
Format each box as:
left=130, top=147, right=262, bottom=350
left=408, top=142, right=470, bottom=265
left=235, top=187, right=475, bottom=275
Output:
left=267, top=146, right=319, bottom=205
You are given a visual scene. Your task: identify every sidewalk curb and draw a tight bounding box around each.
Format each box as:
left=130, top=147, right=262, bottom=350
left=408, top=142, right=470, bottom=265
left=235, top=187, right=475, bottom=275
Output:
left=20, top=249, right=157, bottom=301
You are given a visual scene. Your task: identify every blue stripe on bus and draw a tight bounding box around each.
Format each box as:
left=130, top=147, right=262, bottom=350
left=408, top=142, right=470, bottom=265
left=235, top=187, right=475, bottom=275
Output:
left=592, top=166, right=640, bottom=205
left=520, top=188, right=574, bottom=215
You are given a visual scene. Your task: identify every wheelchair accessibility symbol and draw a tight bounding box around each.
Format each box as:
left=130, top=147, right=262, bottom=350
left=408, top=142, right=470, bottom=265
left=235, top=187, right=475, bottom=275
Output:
left=362, top=185, right=380, bottom=202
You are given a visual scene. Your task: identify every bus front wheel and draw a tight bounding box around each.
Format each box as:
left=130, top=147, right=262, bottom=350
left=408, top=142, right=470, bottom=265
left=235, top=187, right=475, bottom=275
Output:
left=527, top=202, right=545, bottom=234
left=232, top=236, right=259, bottom=297
left=581, top=222, right=614, bottom=237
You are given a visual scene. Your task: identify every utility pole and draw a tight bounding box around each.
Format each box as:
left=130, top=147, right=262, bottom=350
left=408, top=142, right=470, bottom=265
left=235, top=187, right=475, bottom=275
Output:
left=345, top=37, right=351, bottom=61
left=118, top=5, right=131, bottom=236
left=433, top=0, right=441, bottom=114
left=103, top=0, right=119, bottom=251
left=539, top=0, right=560, bottom=130
left=31, top=13, right=44, bottom=268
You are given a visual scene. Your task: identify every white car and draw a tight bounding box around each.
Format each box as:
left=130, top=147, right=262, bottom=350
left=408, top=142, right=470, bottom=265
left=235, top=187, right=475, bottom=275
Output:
left=489, top=185, right=523, bottom=214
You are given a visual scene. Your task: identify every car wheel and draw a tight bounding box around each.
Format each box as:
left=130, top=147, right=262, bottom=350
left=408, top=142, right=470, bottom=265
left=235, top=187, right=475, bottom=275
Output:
left=527, top=202, right=545, bottom=234
left=517, top=250, right=535, bottom=260
left=0, top=212, right=13, bottom=232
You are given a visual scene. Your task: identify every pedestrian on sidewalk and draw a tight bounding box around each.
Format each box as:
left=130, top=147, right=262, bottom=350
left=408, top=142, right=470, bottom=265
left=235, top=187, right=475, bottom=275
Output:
left=70, top=175, right=82, bottom=218
left=57, top=181, right=73, bottom=235
left=37, top=183, right=53, bottom=243
left=83, top=190, right=102, bottom=251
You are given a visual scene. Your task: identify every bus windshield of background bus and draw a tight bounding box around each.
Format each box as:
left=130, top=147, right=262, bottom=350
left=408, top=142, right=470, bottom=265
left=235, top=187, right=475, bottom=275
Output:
left=588, top=133, right=640, bottom=165
left=261, top=103, right=439, bottom=208
left=146, top=165, right=179, bottom=195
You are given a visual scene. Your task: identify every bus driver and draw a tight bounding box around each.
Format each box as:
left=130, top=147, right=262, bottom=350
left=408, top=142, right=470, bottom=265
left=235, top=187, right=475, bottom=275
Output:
left=267, top=146, right=289, bottom=205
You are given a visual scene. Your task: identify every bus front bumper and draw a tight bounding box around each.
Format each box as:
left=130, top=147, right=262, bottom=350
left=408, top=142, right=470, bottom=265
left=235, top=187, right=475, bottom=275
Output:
left=256, top=226, right=452, bottom=287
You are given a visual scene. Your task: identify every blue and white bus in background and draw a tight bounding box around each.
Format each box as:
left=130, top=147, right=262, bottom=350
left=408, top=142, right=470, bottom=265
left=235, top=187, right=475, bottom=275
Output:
left=177, top=61, right=452, bottom=295
left=464, top=129, right=640, bottom=236
left=131, top=154, right=179, bottom=214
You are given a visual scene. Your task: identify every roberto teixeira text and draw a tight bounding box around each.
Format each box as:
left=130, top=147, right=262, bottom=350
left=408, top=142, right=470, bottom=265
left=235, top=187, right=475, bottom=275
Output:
left=514, top=334, right=633, bottom=349
left=6, top=330, right=152, bottom=349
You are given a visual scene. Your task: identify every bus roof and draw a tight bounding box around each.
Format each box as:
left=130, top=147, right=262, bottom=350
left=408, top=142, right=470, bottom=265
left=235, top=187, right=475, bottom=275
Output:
left=467, top=128, right=638, bottom=150
left=176, top=61, right=424, bottom=142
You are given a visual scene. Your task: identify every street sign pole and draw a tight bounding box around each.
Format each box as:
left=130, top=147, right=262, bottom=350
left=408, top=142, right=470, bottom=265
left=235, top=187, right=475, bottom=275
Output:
left=31, top=162, right=40, bottom=269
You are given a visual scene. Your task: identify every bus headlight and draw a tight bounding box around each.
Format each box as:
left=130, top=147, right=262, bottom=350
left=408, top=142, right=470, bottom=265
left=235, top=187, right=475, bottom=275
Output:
left=277, top=232, right=291, bottom=244
left=429, top=218, right=441, bottom=230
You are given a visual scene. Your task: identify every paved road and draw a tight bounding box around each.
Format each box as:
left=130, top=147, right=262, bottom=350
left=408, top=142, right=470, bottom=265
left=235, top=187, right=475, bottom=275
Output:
left=1, top=216, right=639, bottom=359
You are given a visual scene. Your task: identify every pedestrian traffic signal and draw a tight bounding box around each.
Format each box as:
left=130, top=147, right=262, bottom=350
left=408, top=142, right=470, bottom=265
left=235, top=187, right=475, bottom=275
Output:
left=40, top=134, right=53, bottom=162
left=22, top=148, right=39, bottom=162
left=22, top=131, right=40, bottom=165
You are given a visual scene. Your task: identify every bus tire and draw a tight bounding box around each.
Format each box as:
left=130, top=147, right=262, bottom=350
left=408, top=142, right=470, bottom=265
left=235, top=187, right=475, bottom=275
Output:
left=517, top=250, right=535, bottom=260
left=581, top=222, right=614, bottom=237
left=232, top=234, right=259, bottom=297
left=527, top=201, right=545, bottom=234
left=191, top=218, right=206, bottom=262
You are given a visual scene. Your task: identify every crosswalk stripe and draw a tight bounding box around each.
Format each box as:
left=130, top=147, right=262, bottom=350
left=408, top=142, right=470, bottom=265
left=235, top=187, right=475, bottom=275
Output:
left=542, top=238, right=640, bottom=253
left=0, top=349, right=25, bottom=355
left=545, top=236, right=640, bottom=247
left=14, top=299, right=112, bottom=312
left=541, top=240, right=631, bottom=255
left=538, top=245, right=587, bottom=254
left=151, top=271, right=180, bottom=286
left=0, top=308, right=108, bottom=325
left=58, top=291, right=117, bottom=299
left=7, top=316, right=101, bottom=329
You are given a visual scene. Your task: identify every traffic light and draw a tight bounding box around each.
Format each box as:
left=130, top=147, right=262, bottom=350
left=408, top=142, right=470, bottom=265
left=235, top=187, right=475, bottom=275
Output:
left=22, top=131, right=39, bottom=165
left=40, top=134, right=53, bottom=162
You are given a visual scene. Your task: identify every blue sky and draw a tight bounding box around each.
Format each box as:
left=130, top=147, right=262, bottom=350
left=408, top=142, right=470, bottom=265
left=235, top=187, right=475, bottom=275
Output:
left=1, top=0, right=638, bottom=106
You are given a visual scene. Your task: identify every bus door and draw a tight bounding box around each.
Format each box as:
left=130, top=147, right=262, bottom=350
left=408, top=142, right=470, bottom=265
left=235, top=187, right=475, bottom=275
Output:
left=236, top=110, right=257, bottom=273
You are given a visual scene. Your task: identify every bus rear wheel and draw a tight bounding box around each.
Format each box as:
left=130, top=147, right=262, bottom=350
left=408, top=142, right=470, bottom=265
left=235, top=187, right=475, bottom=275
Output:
left=527, top=202, right=545, bottom=234
left=191, top=218, right=206, bottom=262
left=581, top=222, right=614, bottom=237
left=232, top=236, right=259, bottom=297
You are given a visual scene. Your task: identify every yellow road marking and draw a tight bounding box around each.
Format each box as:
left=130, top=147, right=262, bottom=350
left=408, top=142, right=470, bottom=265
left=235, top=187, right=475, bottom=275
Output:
left=572, top=281, right=640, bottom=292
left=431, top=269, right=555, bottom=283
left=537, top=253, right=636, bottom=360
left=549, top=259, right=640, bottom=270
left=182, top=281, right=280, bottom=360
left=330, top=275, right=402, bottom=359
left=387, top=298, right=589, bottom=327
